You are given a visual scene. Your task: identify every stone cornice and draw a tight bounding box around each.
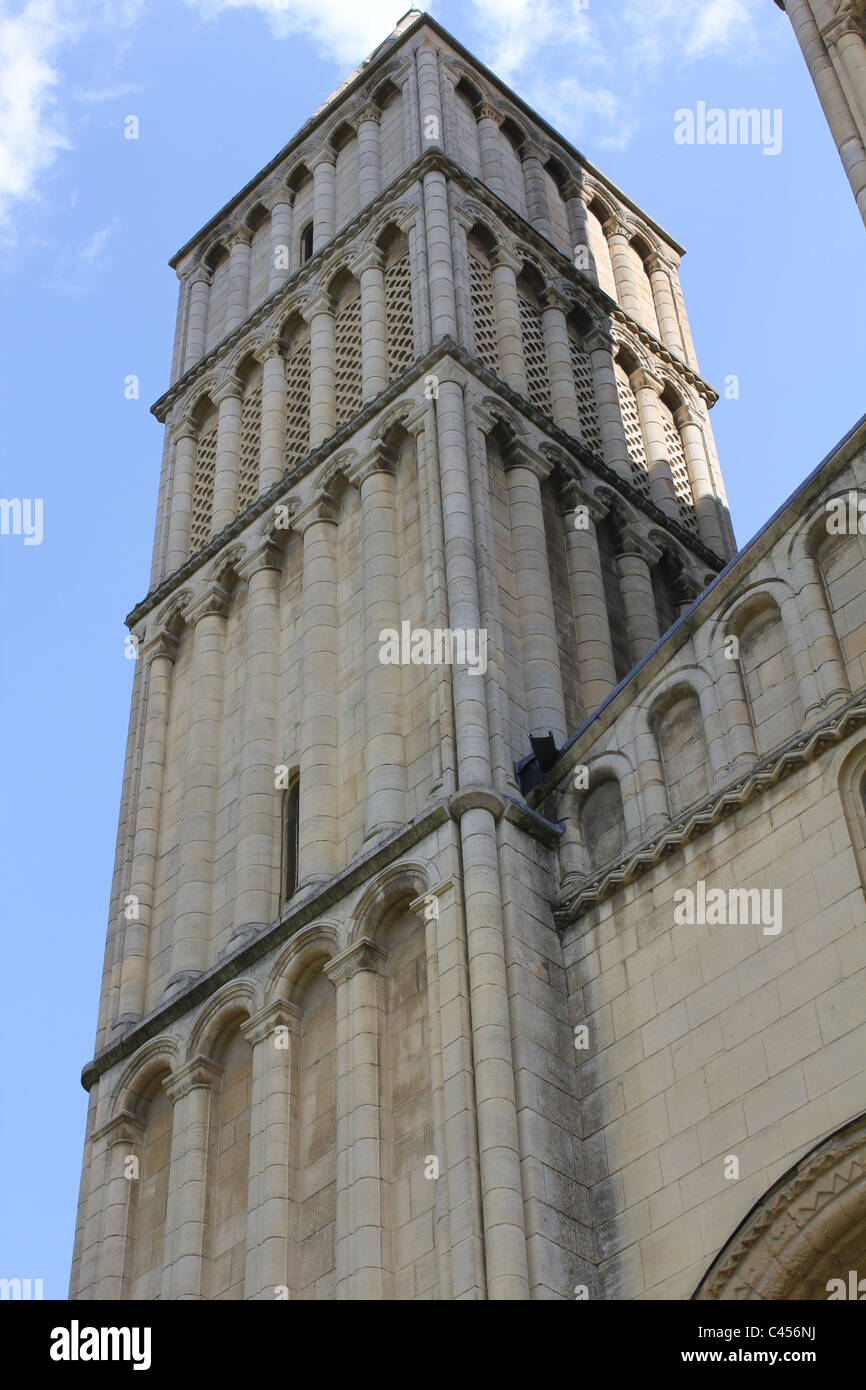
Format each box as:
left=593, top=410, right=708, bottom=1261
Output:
left=80, top=799, right=453, bottom=1091
left=554, top=692, right=866, bottom=929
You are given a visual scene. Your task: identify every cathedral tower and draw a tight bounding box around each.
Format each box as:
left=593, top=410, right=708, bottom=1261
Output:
left=70, top=11, right=739, bottom=1300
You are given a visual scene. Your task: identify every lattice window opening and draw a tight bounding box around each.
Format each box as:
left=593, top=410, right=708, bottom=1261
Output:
left=660, top=403, right=699, bottom=534
left=236, top=382, right=263, bottom=514
left=334, top=291, right=363, bottom=428
left=188, top=422, right=218, bottom=555
left=568, top=337, right=603, bottom=456
left=468, top=253, right=499, bottom=372
left=615, top=363, right=651, bottom=499
left=384, top=253, right=415, bottom=381
left=518, top=294, right=552, bottom=413
left=284, top=339, right=311, bottom=468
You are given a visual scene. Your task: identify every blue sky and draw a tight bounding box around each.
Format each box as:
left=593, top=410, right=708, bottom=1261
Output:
left=0, top=0, right=863, bottom=1297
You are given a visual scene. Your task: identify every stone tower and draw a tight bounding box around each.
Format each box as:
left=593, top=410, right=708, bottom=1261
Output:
left=777, top=0, right=866, bottom=225
left=70, top=10, right=745, bottom=1301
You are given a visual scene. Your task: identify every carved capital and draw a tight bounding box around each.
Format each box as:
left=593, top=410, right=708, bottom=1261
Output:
left=602, top=216, right=630, bottom=242
left=214, top=374, right=243, bottom=404
left=561, top=478, right=606, bottom=524
left=355, top=103, right=382, bottom=127
left=293, top=492, right=339, bottom=533
left=227, top=226, right=253, bottom=250
left=504, top=439, right=551, bottom=481
left=143, top=628, right=179, bottom=664
left=324, top=937, right=388, bottom=986
left=172, top=419, right=199, bottom=444
left=561, top=177, right=585, bottom=204
left=254, top=336, right=284, bottom=364
left=448, top=786, right=506, bottom=820
left=164, top=1055, right=223, bottom=1101
left=617, top=524, right=662, bottom=566
left=477, top=101, right=501, bottom=125
left=352, top=441, right=397, bottom=486
left=91, top=1109, right=146, bottom=1147
left=309, top=146, right=336, bottom=171
left=188, top=581, right=232, bottom=624
left=186, top=265, right=213, bottom=287
left=350, top=245, right=385, bottom=278
left=630, top=366, right=664, bottom=396
left=241, top=999, right=303, bottom=1047
left=237, top=538, right=284, bottom=580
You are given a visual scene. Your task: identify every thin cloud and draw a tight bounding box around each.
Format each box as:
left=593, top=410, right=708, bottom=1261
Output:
left=81, top=216, right=120, bottom=262
left=0, top=0, right=71, bottom=223
left=184, top=0, right=406, bottom=67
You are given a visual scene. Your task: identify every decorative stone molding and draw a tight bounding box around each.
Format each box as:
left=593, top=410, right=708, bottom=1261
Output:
left=164, top=1055, right=223, bottom=1101
left=325, top=937, right=388, bottom=985
left=448, top=786, right=507, bottom=820
left=240, top=999, right=303, bottom=1047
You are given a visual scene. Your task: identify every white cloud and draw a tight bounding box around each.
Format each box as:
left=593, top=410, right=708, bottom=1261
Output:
left=623, top=0, right=759, bottom=68
left=81, top=215, right=120, bottom=261
left=184, top=0, right=405, bottom=67
left=0, top=0, right=71, bottom=221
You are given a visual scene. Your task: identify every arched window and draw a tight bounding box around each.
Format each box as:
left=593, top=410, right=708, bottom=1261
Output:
left=189, top=397, right=218, bottom=556
left=299, top=221, right=314, bottom=264
left=453, top=76, right=483, bottom=178
left=379, top=225, right=414, bottom=380
left=516, top=265, right=550, bottom=412
left=128, top=1074, right=173, bottom=1300
left=209, top=1024, right=252, bottom=1299
left=282, top=314, right=311, bottom=468
left=236, top=355, right=263, bottom=514
left=596, top=515, right=631, bottom=682
left=627, top=234, right=660, bottom=337
left=580, top=778, right=626, bottom=870
left=651, top=550, right=682, bottom=637
left=466, top=225, right=499, bottom=372
left=499, top=117, right=527, bottom=215
left=738, top=596, right=804, bottom=754
left=282, top=770, right=300, bottom=901
left=653, top=688, right=711, bottom=816
left=331, top=269, right=363, bottom=426
left=566, top=307, right=602, bottom=454
left=614, top=351, right=651, bottom=500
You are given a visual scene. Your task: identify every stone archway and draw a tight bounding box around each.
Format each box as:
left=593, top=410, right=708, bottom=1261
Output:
left=696, top=1114, right=866, bottom=1300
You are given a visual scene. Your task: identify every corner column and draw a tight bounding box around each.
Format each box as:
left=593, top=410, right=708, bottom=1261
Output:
left=225, top=227, right=252, bottom=334
left=268, top=195, right=294, bottom=294
left=673, top=403, right=727, bottom=555
left=258, top=339, right=287, bottom=490
left=540, top=286, right=582, bottom=434
left=165, top=421, right=199, bottom=572
left=304, top=291, right=336, bottom=445
left=490, top=246, right=527, bottom=392
left=161, top=1058, right=222, bottom=1300
left=296, top=497, right=339, bottom=888
left=311, top=149, right=336, bottom=252
left=212, top=375, right=244, bottom=532
left=631, top=366, right=679, bottom=518
left=183, top=267, right=212, bottom=371
left=477, top=103, right=506, bottom=198
left=354, top=246, right=389, bottom=402
left=616, top=527, right=661, bottom=663
left=562, top=481, right=618, bottom=710
left=586, top=328, right=633, bottom=482
left=356, top=105, right=382, bottom=206
left=242, top=1000, right=301, bottom=1299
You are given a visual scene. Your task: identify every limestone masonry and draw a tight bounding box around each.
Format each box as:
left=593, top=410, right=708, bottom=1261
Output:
left=70, top=8, right=866, bottom=1299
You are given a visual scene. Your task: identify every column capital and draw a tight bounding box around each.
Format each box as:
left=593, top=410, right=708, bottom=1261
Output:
left=490, top=244, right=523, bottom=275
left=618, top=524, right=661, bottom=566
left=300, top=289, right=335, bottom=322
left=602, top=215, right=630, bottom=241
left=351, top=440, right=397, bottom=486
left=142, top=628, right=180, bottom=664
left=188, top=581, right=232, bottom=624
left=540, top=283, right=570, bottom=314
left=585, top=324, right=615, bottom=354
left=477, top=101, right=501, bottom=125
left=214, top=373, right=243, bottom=404
left=265, top=187, right=295, bottom=212
left=254, top=336, right=284, bottom=364
left=561, top=478, right=607, bottom=524
left=408, top=878, right=454, bottom=919
left=172, top=418, right=199, bottom=444
left=164, top=1055, right=223, bottom=1101
left=184, top=264, right=213, bottom=287
left=561, top=176, right=585, bottom=203
left=676, top=571, right=704, bottom=604
left=521, top=138, right=547, bottom=163
left=504, top=439, right=551, bottom=480
left=350, top=245, right=385, bottom=278
left=354, top=103, right=382, bottom=127
left=309, top=146, right=336, bottom=171
left=324, top=936, right=388, bottom=986
left=91, top=1109, right=146, bottom=1146
left=630, top=365, right=665, bottom=395
left=241, top=999, right=303, bottom=1047
left=645, top=250, right=674, bottom=277
left=293, top=492, right=339, bottom=533
left=227, top=226, right=253, bottom=250
left=237, top=538, right=284, bottom=581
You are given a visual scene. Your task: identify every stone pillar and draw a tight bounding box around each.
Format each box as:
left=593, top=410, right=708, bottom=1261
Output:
left=165, top=422, right=198, bottom=573
left=562, top=481, right=619, bottom=711
left=354, top=246, right=388, bottom=402
left=304, top=291, right=336, bottom=445
left=242, top=1001, right=301, bottom=1298
left=296, top=497, right=339, bottom=888
left=563, top=177, right=595, bottom=282
left=631, top=366, right=679, bottom=518
left=669, top=262, right=700, bottom=371
left=673, top=404, right=727, bottom=555
left=326, top=938, right=389, bottom=1300
left=212, top=376, right=243, bottom=532
left=797, top=553, right=851, bottom=712
left=161, top=1058, right=222, bottom=1300
left=710, top=639, right=758, bottom=776
left=97, top=1112, right=144, bottom=1298
left=434, top=379, right=529, bottom=1299
left=233, top=542, right=282, bottom=937
left=646, top=252, right=685, bottom=356
left=268, top=196, right=293, bottom=294
left=505, top=446, right=567, bottom=742
left=356, top=105, right=382, bottom=206
left=603, top=217, right=643, bottom=318
left=521, top=140, right=551, bottom=231
left=311, top=149, right=336, bottom=252
left=226, top=227, right=252, bottom=334
left=258, top=339, right=287, bottom=490
left=356, top=447, right=406, bottom=840
left=184, top=267, right=212, bottom=371
left=170, top=586, right=230, bottom=987
left=616, top=527, right=661, bottom=663
left=477, top=103, right=506, bottom=198
left=586, top=328, right=633, bottom=482
left=490, top=246, right=527, bottom=393
left=116, top=630, right=178, bottom=1025
left=423, top=170, right=458, bottom=339
left=540, top=287, right=582, bottom=434
left=416, top=42, right=444, bottom=149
